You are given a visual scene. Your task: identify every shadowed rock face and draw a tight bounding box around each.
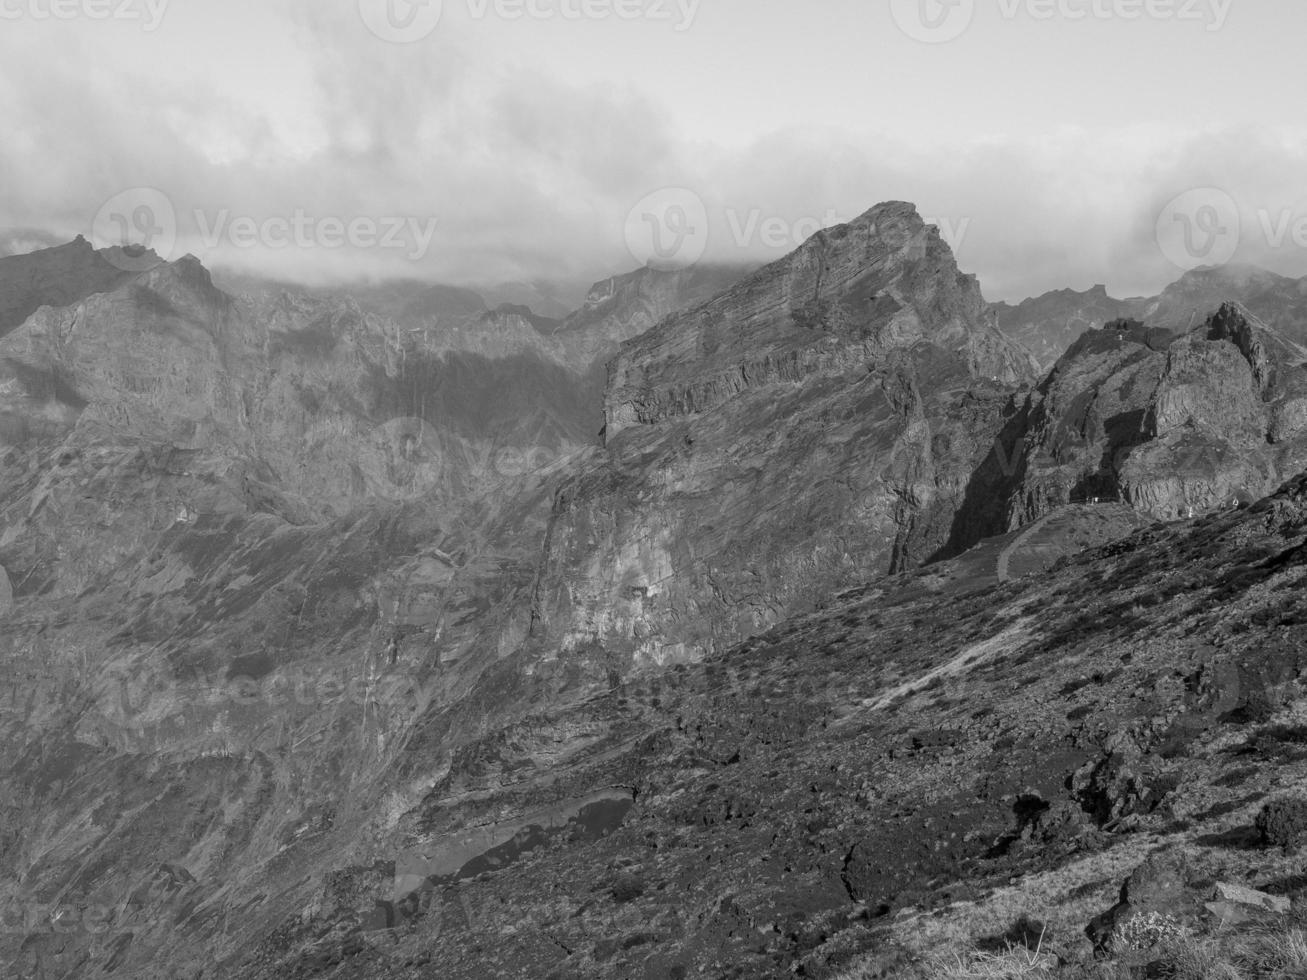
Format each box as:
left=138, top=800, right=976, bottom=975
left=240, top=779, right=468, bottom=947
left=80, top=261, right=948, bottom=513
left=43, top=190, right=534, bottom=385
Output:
left=993, top=305, right=1307, bottom=526
left=0, top=257, right=592, bottom=529
left=0, top=236, right=141, bottom=338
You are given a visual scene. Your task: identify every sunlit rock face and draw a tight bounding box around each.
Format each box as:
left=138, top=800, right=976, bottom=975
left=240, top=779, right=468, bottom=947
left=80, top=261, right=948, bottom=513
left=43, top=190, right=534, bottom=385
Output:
left=605, top=201, right=1035, bottom=438
left=521, top=203, right=1034, bottom=669
left=1003, top=304, right=1307, bottom=524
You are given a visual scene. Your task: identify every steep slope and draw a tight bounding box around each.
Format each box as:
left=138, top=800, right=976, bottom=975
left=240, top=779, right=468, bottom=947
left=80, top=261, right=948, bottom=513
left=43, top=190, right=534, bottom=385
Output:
left=552, top=264, right=753, bottom=369
left=0, top=201, right=1044, bottom=980
left=606, top=202, right=1035, bottom=437
left=299, top=470, right=1304, bottom=980
left=12, top=458, right=1303, bottom=977
left=993, top=284, right=1147, bottom=372
left=516, top=203, right=1038, bottom=672
left=0, top=236, right=141, bottom=337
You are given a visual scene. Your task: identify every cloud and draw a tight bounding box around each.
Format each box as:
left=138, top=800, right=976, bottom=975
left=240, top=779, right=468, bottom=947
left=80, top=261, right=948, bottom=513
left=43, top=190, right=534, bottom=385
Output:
left=3, top=2, right=1307, bottom=302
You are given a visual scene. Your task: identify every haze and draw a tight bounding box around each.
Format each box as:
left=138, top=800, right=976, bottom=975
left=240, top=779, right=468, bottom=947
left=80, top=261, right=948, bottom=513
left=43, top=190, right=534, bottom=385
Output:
left=3, top=0, right=1306, bottom=301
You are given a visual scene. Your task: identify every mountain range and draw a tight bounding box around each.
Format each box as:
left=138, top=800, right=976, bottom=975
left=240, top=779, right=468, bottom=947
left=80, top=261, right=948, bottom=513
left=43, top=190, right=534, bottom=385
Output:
left=1, top=204, right=1306, bottom=978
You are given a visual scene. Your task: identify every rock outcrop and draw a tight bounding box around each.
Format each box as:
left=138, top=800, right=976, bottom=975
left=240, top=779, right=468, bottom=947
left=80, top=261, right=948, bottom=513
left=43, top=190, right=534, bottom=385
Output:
left=998, top=305, right=1307, bottom=525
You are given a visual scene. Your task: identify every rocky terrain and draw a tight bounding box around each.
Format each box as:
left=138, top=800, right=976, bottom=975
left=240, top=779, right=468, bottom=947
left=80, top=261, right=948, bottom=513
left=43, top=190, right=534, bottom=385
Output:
left=993, top=285, right=1148, bottom=373
left=0, top=237, right=138, bottom=337
left=993, top=264, right=1307, bottom=372
left=1139, top=264, right=1307, bottom=339
left=987, top=305, right=1307, bottom=531
left=1, top=202, right=1306, bottom=979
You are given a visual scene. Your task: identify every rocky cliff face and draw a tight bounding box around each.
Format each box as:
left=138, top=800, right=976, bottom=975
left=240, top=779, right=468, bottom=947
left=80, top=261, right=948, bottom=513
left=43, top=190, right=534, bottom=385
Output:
left=550, top=263, right=751, bottom=372
left=995, top=305, right=1307, bottom=526
left=606, top=202, right=1035, bottom=437
left=517, top=203, right=1036, bottom=671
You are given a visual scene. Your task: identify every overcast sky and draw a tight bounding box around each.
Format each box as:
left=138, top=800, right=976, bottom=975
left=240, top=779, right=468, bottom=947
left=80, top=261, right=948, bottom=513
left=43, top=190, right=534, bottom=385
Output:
left=2, top=0, right=1307, bottom=301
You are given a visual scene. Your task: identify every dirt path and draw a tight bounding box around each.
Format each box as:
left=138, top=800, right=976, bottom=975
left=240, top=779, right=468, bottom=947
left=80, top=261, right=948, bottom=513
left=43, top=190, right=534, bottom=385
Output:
left=996, top=511, right=1056, bottom=583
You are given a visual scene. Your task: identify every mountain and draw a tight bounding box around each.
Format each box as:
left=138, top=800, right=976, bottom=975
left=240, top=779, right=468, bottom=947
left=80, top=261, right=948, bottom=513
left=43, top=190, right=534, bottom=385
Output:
left=212, top=270, right=490, bottom=330
left=515, top=203, right=1040, bottom=671
left=2, top=205, right=1307, bottom=979
left=553, top=263, right=754, bottom=363
left=975, top=305, right=1307, bottom=533
left=992, top=284, right=1147, bottom=372
left=995, top=265, right=1307, bottom=371
left=234, top=468, right=1307, bottom=979
left=1138, top=263, right=1307, bottom=339
left=0, top=236, right=143, bottom=337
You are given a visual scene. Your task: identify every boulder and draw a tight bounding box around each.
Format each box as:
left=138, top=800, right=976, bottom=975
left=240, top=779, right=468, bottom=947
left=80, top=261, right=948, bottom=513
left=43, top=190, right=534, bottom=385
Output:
left=1256, top=797, right=1307, bottom=849
left=1087, top=853, right=1198, bottom=957
left=1211, top=882, right=1291, bottom=915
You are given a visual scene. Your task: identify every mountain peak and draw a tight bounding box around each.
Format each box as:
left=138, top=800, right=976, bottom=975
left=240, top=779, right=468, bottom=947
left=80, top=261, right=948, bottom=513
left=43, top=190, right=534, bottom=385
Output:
left=0, top=235, right=141, bottom=336
left=135, top=253, right=231, bottom=311
left=1175, top=262, right=1284, bottom=288
left=604, top=199, right=1035, bottom=437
